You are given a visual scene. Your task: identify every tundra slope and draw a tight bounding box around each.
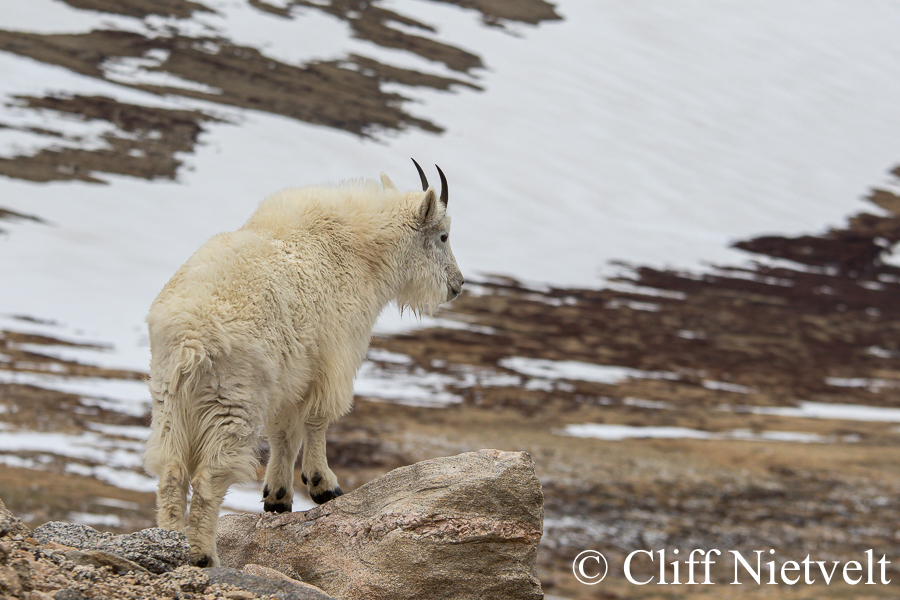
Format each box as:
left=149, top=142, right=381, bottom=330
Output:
left=144, top=162, right=463, bottom=567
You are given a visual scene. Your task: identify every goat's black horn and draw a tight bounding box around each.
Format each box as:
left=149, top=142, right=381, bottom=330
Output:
left=436, top=164, right=448, bottom=207
left=411, top=158, right=428, bottom=191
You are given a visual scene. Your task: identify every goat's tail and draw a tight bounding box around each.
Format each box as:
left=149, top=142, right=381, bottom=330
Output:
left=165, top=337, right=214, bottom=398
left=144, top=333, right=214, bottom=476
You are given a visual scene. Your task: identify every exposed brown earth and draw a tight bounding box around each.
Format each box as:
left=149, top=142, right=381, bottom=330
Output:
left=0, top=0, right=558, bottom=184
left=0, top=95, right=214, bottom=183
left=57, top=0, right=214, bottom=19
left=0, top=208, right=44, bottom=235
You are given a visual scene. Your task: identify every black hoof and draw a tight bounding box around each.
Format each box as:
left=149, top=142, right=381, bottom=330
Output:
left=302, top=472, right=324, bottom=486
left=264, top=501, right=292, bottom=513
left=193, top=555, right=211, bottom=568
left=310, top=486, right=344, bottom=505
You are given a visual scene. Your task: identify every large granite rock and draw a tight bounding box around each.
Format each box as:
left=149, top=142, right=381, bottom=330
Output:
left=217, top=449, right=544, bottom=600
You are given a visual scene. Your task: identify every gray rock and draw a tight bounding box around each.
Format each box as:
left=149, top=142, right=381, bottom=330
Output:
left=0, top=497, right=30, bottom=539
left=218, top=449, right=544, bottom=600
left=241, top=563, right=305, bottom=584
left=64, top=549, right=150, bottom=575
left=33, top=523, right=189, bottom=574
left=157, top=565, right=211, bottom=594
left=207, top=567, right=336, bottom=599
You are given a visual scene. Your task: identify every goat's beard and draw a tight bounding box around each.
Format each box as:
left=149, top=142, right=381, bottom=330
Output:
left=395, top=275, right=448, bottom=318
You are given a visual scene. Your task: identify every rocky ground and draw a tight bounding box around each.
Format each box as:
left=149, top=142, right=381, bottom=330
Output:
left=0, top=497, right=335, bottom=599
left=2, top=1, right=900, bottom=599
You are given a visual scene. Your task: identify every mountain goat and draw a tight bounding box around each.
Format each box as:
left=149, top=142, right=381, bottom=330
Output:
left=144, top=160, right=464, bottom=567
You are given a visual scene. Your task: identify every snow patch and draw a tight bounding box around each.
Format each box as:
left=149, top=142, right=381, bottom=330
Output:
left=558, top=423, right=841, bottom=444
left=734, top=401, right=900, bottom=423
left=0, top=370, right=150, bottom=417
left=499, top=357, right=680, bottom=385
left=354, top=361, right=462, bottom=407
left=102, top=52, right=224, bottom=94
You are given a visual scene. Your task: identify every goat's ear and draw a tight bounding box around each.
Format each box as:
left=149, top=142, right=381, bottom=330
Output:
left=380, top=172, right=397, bottom=190
left=418, top=188, right=438, bottom=224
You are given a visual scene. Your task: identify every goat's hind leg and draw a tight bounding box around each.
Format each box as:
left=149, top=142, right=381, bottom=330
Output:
left=187, top=468, right=236, bottom=567
left=145, top=401, right=190, bottom=534
left=156, top=462, right=189, bottom=533
left=187, top=401, right=257, bottom=567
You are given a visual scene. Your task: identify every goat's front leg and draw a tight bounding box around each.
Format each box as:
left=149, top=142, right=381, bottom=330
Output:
left=262, top=417, right=304, bottom=513
left=301, top=415, right=343, bottom=504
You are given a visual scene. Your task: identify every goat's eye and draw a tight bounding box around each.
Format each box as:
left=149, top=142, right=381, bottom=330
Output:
left=440, top=234, right=448, bottom=243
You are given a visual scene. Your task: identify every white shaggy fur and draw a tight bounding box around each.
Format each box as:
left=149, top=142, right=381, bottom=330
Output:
left=143, top=171, right=463, bottom=567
